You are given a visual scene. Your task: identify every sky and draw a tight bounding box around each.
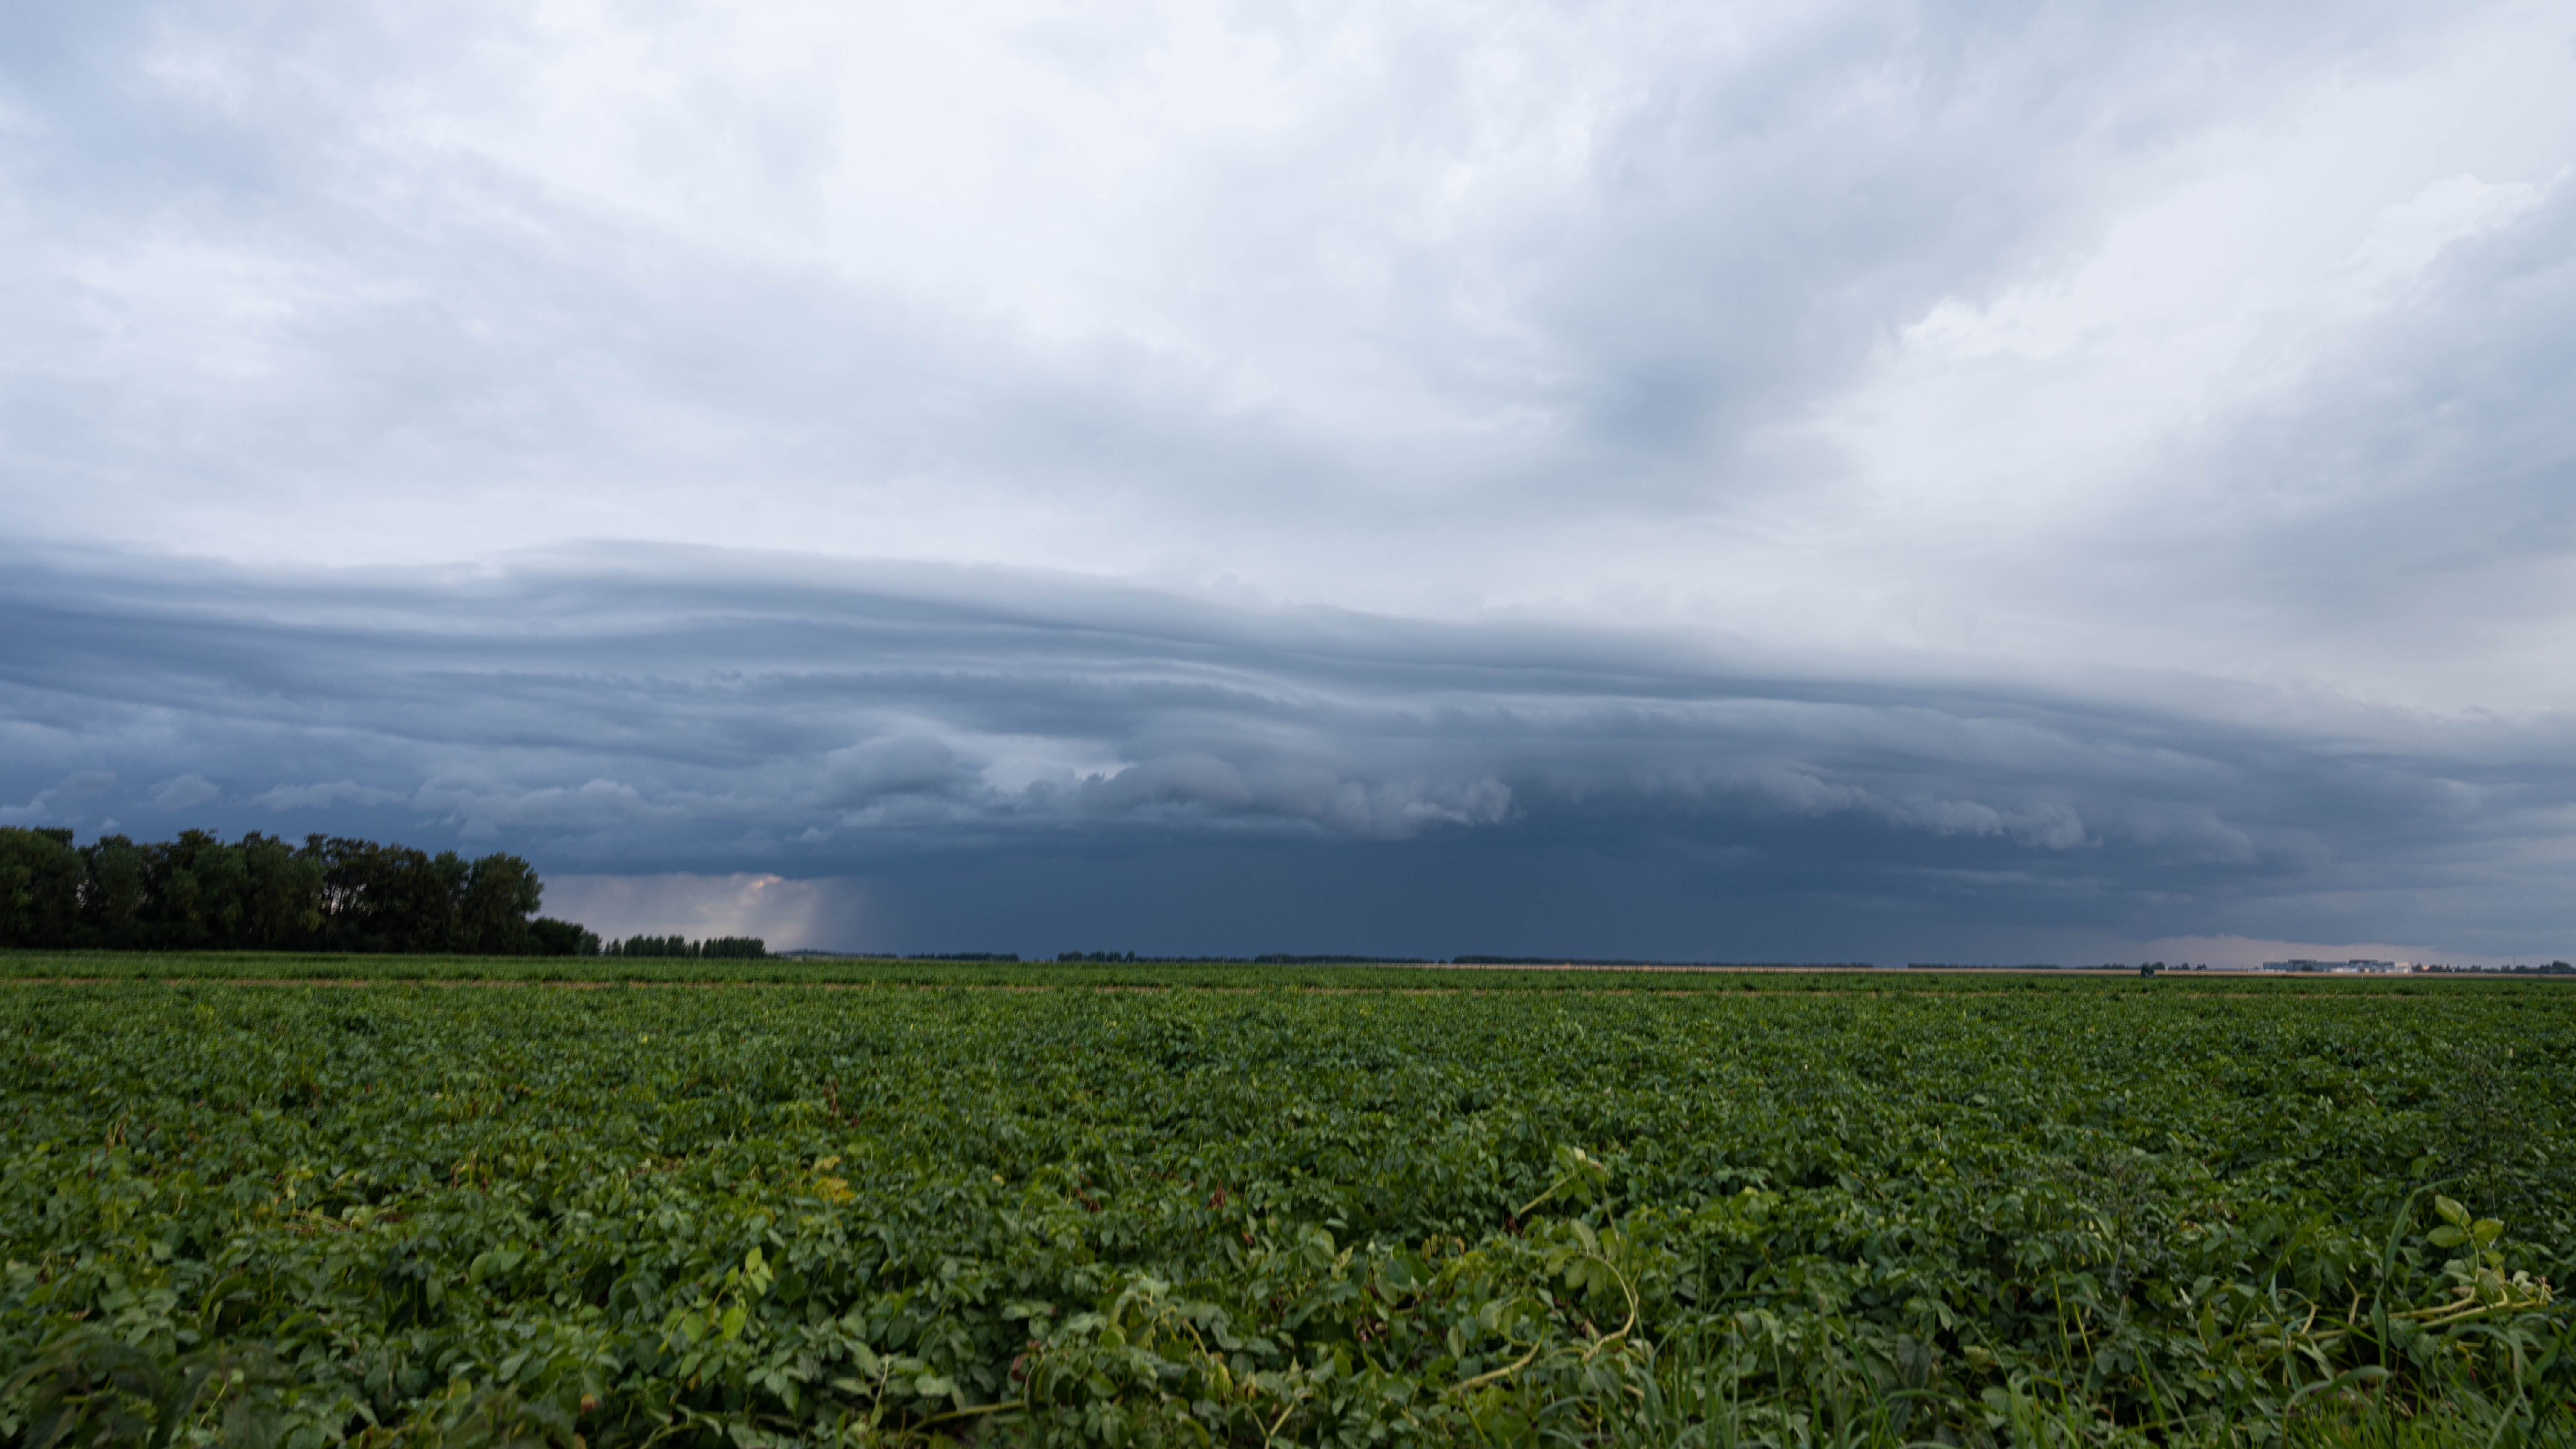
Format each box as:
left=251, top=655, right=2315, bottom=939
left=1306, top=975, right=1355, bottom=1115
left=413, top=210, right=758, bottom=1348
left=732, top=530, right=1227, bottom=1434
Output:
left=4, top=0, right=2575, bottom=963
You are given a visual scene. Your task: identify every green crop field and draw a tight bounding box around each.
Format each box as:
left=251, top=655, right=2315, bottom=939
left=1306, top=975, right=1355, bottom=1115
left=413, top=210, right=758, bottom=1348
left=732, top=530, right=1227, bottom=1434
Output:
left=0, top=950, right=2544, bottom=995
left=2, top=966, right=2569, bottom=1447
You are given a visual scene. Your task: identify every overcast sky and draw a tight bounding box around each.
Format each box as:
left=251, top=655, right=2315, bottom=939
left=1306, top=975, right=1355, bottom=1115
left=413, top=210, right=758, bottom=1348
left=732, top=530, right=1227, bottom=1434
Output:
left=6, top=1, right=2574, bottom=962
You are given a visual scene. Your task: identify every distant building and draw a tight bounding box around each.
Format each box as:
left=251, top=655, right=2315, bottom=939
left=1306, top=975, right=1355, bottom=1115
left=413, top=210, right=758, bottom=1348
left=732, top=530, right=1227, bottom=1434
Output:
left=2261, top=958, right=2400, bottom=973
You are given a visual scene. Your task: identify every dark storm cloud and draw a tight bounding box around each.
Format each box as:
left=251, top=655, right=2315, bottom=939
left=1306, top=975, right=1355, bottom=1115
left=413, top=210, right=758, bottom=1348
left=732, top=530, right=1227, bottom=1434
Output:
left=8, top=546, right=2573, bottom=956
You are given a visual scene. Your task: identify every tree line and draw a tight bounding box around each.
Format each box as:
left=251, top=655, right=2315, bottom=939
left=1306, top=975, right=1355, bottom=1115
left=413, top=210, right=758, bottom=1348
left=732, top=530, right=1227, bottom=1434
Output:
left=603, top=935, right=767, bottom=959
left=0, top=827, right=599, bottom=954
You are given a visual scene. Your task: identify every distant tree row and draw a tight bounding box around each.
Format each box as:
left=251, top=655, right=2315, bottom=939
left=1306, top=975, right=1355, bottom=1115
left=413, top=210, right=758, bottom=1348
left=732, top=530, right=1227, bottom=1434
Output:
left=601, top=934, right=766, bottom=959
left=1050, top=951, right=1429, bottom=964
left=0, top=827, right=595, bottom=955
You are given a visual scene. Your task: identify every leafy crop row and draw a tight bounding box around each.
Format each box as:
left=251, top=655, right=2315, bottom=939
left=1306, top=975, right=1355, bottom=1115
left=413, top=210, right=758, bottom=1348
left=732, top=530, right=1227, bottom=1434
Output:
left=0, top=949, right=2553, bottom=996
left=2, top=979, right=2569, bottom=1446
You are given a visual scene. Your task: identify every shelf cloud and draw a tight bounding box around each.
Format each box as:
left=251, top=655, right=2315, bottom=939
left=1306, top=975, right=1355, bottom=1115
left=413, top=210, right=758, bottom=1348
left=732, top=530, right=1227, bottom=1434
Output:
left=6, top=547, right=2574, bottom=960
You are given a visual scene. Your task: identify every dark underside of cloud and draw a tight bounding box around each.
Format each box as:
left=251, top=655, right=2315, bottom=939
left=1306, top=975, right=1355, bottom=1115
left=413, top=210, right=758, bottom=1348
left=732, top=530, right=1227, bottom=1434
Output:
left=7, top=546, right=2571, bottom=959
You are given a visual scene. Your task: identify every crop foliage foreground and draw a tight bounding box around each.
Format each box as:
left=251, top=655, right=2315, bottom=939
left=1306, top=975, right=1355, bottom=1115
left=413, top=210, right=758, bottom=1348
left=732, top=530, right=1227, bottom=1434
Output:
left=0, top=974, right=2570, bottom=1447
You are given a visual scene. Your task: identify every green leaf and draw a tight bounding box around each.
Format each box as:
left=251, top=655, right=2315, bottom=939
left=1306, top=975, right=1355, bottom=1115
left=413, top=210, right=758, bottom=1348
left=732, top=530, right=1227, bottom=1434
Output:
left=2435, top=1195, right=2470, bottom=1228
left=220, top=1399, right=281, bottom=1449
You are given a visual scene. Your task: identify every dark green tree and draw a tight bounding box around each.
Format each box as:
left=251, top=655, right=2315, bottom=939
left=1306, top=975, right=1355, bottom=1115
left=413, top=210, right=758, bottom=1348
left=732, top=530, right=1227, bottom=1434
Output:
left=526, top=917, right=601, bottom=956
left=0, top=827, right=82, bottom=948
left=458, top=853, right=544, bottom=954
left=79, top=835, right=149, bottom=947
left=4, top=828, right=580, bottom=956
left=238, top=833, right=324, bottom=947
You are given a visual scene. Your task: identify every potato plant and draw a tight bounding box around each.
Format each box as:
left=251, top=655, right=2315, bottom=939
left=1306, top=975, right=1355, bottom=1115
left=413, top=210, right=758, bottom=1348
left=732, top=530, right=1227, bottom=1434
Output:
left=1, top=978, right=2570, bottom=1446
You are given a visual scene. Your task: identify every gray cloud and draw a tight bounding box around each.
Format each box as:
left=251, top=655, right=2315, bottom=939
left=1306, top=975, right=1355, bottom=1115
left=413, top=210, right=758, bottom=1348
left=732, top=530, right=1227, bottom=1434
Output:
left=149, top=774, right=219, bottom=810
left=254, top=780, right=408, bottom=811
left=821, top=736, right=975, bottom=807
left=0, top=769, right=116, bottom=825
left=5, top=546, right=2573, bottom=957
left=0, top=1, right=2493, bottom=570
left=2106, top=178, right=2576, bottom=656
